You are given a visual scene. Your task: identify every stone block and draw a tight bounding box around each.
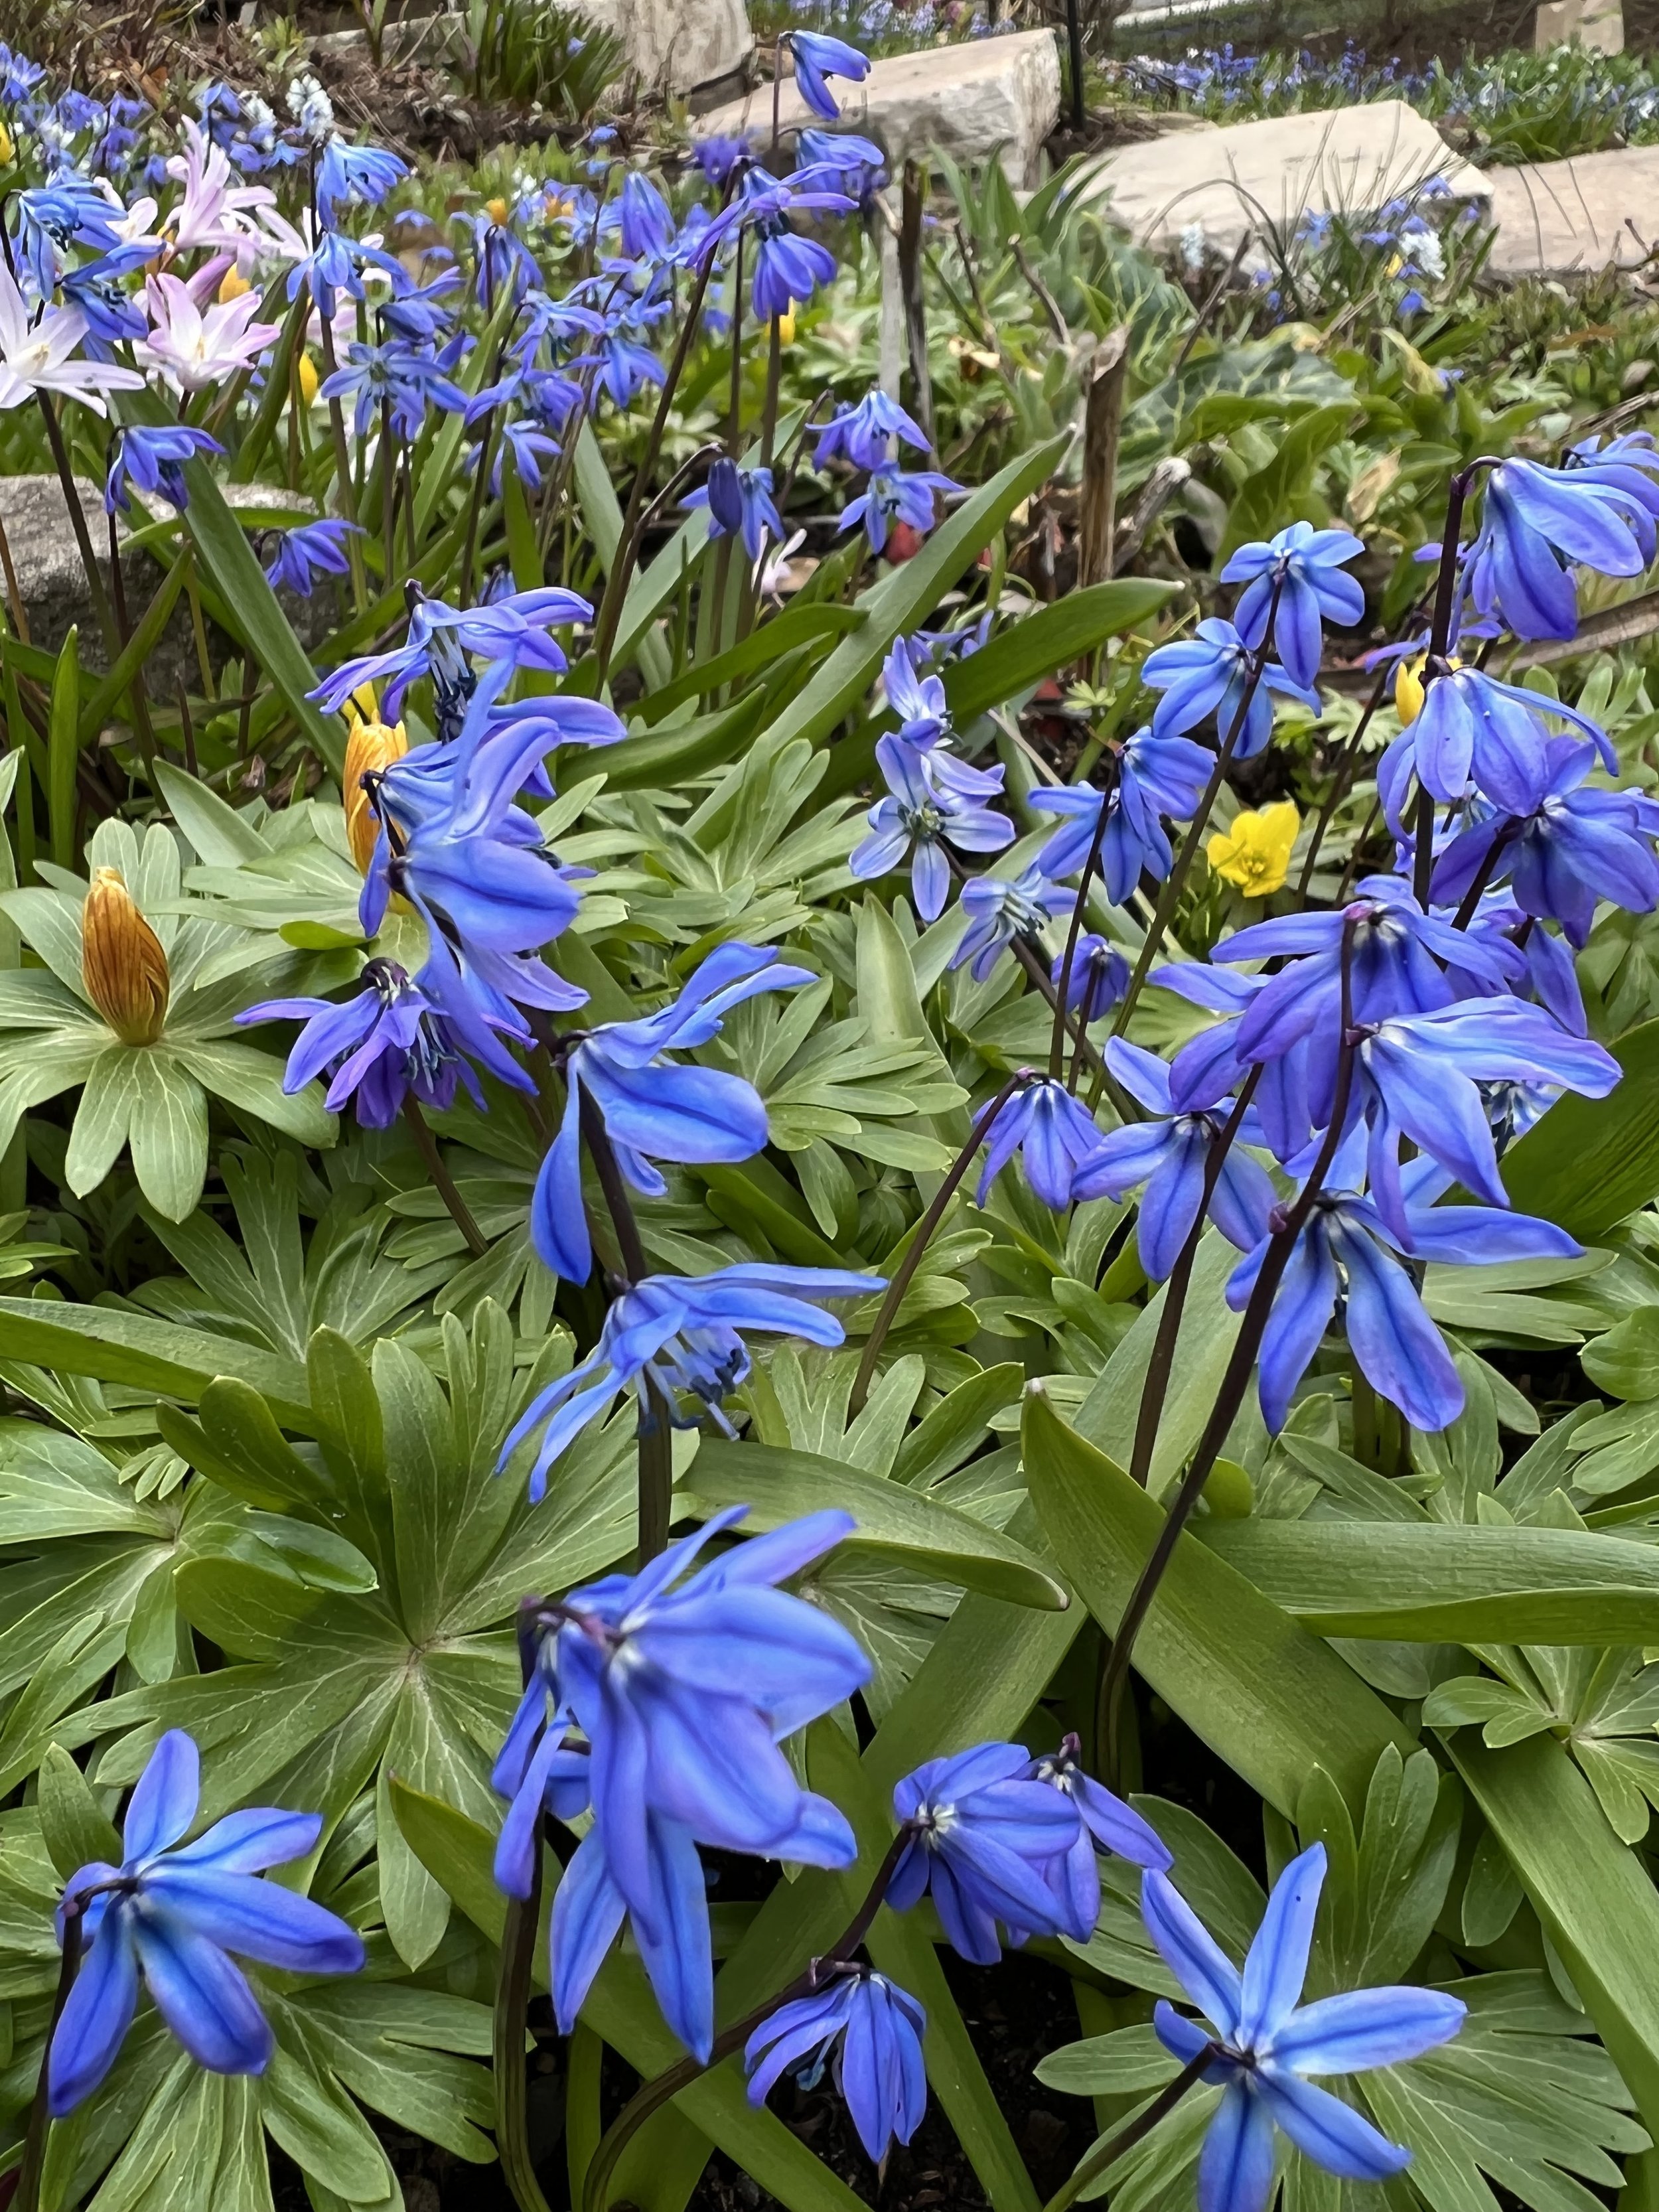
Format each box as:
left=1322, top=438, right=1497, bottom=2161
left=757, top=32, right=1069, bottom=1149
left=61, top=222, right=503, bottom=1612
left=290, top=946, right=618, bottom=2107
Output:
left=695, top=29, right=1062, bottom=189
left=1485, top=143, right=1659, bottom=275
left=1536, top=0, right=1624, bottom=54
left=1076, top=98, right=1489, bottom=256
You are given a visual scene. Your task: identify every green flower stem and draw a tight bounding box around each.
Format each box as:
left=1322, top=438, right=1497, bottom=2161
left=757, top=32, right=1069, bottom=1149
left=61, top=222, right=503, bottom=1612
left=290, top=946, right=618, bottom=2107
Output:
left=1098, top=922, right=1358, bottom=1788
left=581, top=1824, right=916, bottom=2212
left=1039, top=2043, right=1218, bottom=2212
left=15, top=1900, right=86, bottom=2212
left=848, top=1071, right=1031, bottom=1422
left=1293, top=655, right=1390, bottom=899
left=38, top=394, right=119, bottom=663
left=400, top=1097, right=489, bottom=1258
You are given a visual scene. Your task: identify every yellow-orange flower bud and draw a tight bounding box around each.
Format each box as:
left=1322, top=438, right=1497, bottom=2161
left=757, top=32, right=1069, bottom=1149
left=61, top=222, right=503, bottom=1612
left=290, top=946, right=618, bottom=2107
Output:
left=485, top=196, right=510, bottom=226
left=343, top=718, right=408, bottom=873
left=1395, top=651, right=1459, bottom=727
left=82, top=868, right=169, bottom=1045
left=0, top=120, right=15, bottom=169
left=297, top=352, right=320, bottom=406
left=218, top=263, right=252, bottom=303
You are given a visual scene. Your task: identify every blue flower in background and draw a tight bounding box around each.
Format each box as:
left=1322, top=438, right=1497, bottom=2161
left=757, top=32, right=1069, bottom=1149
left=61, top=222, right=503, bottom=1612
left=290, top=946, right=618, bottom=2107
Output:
left=48, top=1730, right=363, bottom=2115
left=684, top=456, right=783, bottom=561
left=747, top=1968, right=926, bottom=2162
left=976, top=1078, right=1103, bottom=1211
left=851, top=733, right=1014, bottom=922
left=531, top=942, right=811, bottom=1284
left=889, top=1742, right=1084, bottom=1961
left=1465, top=450, right=1659, bottom=641
left=1026, top=1735, right=1171, bottom=1942
left=840, top=463, right=960, bottom=555
left=501, top=1269, right=882, bottom=1497
left=950, top=867, right=1070, bottom=982
left=792, top=127, right=887, bottom=202
left=315, top=134, right=407, bottom=224
left=263, top=518, right=363, bottom=597
left=104, top=423, right=222, bottom=515
left=788, top=30, right=872, bottom=120
left=616, top=169, right=676, bottom=262
left=1143, top=1843, right=1465, bottom=2212
left=238, top=957, right=502, bottom=1126
left=1143, top=618, right=1319, bottom=757
left=314, top=585, right=591, bottom=719
left=881, top=634, right=952, bottom=748
left=816, top=388, right=930, bottom=471
left=691, top=132, right=753, bottom=186
left=1221, top=520, right=1366, bottom=688
left=1054, top=932, right=1131, bottom=1025
left=1030, top=728, right=1211, bottom=901
left=1072, top=1041, right=1277, bottom=1277
left=496, top=1507, right=871, bottom=2056
left=1155, top=964, right=1312, bottom=1163
left=320, top=337, right=470, bottom=442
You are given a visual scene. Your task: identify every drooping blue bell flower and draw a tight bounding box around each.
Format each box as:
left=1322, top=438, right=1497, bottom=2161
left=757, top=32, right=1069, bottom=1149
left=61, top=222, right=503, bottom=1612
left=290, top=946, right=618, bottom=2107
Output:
left=815, top=387, right=930, bottom=472
left=315, top=134, right=407, bottom=224
left=788, top=30, right=872, bottom=120
left=1465, top=446, right=1659, bottom=641
left=104, top=423, right=222, bottom=516
left=888, top=1741, right=1084, bottom=1961
left=1029, top=727, right=1212, bottom=901
left=746, top=1968, right=926, bottom=2163
left=1221, top=520, right=1366, bottom=688
left=237, top=956, right=500, bottom=1126
left=949, top=867, right=1072, bottom=983
left=1142, top=618, right=1319, bottom=758
left=684, top=457, right=783, bottom=561
left=975, top=1077, right=1105, bottom=1211
left=839, top=463, right=961, bottom=555
left=1377, top=660, right=1615, bottom=829
left=1024, top=1735, right=1171, bottom=1942
left=263, top=517, right=364, bottom=597
left=1054, top=933, right=1131, bottom=1025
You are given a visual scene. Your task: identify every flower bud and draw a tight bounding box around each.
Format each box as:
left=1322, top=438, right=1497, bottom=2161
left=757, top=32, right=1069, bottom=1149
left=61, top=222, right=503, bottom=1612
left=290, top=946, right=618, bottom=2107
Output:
left=218, top=263, right=252, bottom=303
left=484, top=196, right=510, bottom=226
left=0, top=120, right=15, bottom=169
left=82, top=868, right=169, bottom=1044
left=297, top=352, right=320, bottom=406
left=343, top=717, right=408, bottom=873
left=1395, top=651, right=1459, bottom=727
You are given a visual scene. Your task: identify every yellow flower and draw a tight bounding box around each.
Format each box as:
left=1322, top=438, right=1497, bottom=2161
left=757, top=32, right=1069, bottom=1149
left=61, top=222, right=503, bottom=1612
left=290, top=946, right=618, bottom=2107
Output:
left=485, top=196, right=510, bottom=226
left=342, top=718, right=409, bottom=874
left=0, top=120, right=15, bottom=169
left=82, top=868, right=169, bottom=1044
left=1394, top=651, right=1459, bottom=727
left=218, top=263, right=252, bottom=304
left=1208, top=801, right=1301, bottom=898
left=297, top=352, right=320, bottom=406
left=776, top=308, right=796, bottom=346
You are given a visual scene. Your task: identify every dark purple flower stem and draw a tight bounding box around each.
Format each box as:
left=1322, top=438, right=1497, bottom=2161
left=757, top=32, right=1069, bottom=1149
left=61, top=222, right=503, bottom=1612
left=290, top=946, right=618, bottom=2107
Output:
left=581, top=1824, right=920, bottom=2212
left=14, top=1903, right=85, bottom=2212
left=1041, top=2043, right=1220, bottom=2212
left=1414, top=457, right=1498, bottom=905
left=1098, top=923, right=1359, bottom=1789
left=401, top=1096, right=489, bottom=1258
left=1295, top=656, right=1390, bottom=898
left=847, top=1071, right=1033, bottom=1420
left=1048, top=761, right=1119, bottom=1082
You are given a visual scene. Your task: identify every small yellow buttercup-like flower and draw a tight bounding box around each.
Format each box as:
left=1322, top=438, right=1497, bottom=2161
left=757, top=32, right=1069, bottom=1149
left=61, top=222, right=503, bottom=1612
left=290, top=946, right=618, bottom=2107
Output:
left=485, top=196, right=511, bottom=226
left=1207, top=800, right=1301, bottom=899
left=343, top=717, right=409, bottom=874
left=218, top=263, right=252, bottom=304
left=82, top=868, right=169, bottom=1045
left=297, top=352, right=321, bottom=406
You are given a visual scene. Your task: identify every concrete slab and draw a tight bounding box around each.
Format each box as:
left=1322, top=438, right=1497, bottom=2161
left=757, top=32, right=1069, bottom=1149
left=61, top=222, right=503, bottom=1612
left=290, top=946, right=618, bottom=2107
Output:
left=1076, top=98, right=1488, bottom=255
left=695, top=29, right=1062, bottom=189
left=1484, top=143, right=1659, bottom=275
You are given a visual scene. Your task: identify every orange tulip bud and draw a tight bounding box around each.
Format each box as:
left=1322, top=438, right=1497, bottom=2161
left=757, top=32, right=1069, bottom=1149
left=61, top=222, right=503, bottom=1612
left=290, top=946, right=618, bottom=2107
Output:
left=82, top=868, right=169, bottom=1044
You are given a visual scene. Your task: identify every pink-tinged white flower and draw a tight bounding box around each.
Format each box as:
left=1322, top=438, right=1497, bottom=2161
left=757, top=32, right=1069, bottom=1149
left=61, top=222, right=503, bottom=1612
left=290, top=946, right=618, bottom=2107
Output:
left=161, top=119, right=277, bottom=257
left=136, top=271, right=283, bottom=392
left=0, top=267, right=143, bottom=415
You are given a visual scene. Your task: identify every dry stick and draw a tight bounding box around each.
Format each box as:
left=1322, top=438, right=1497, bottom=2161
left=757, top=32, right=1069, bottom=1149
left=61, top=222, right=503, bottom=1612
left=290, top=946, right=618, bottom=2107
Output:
left=847, top=1072, right=1032, bottom=1421
left=1173, top=231, right=1253, bottom=374
left=1099, top=926, right=1359, bottom=1790
left=583, top=1826, right=918, bottom=2212
left=1039, top=2045, right=1220, bottom=2212
left=0, top=506, right=30, bottom=642
left=898, top=161, right=933, bottom=448
left=1078, top=331, right=1129, bottom=593
left=401, top=1096, right=489, bottom=1257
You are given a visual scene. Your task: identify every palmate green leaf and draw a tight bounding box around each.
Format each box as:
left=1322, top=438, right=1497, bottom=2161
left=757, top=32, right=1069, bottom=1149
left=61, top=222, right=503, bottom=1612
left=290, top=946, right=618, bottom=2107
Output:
left=1502, top=1021, right=1659, bottom=1241
left=683, top=1437, right=1069, bottom=1609
left=1194, top=1521, right=1659, bottom=1645
left=1023, top=1383, right=1413, bottom=1816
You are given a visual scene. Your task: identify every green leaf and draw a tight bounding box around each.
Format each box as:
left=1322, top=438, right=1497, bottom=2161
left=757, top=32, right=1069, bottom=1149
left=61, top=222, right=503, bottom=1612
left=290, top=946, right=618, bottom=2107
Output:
left=1503, top=1022, right=1659, bottom=1240
left=572, top=417, right=670, bottom=689
left=0, top=1296, right=310, bottom=1420
left=1584, top=1309, right=1659, bottom=1403
left=943, top=582, right=1175, bottom=722
left=1023, top=1383, right=1413, bottom=1816
left=38, top=1739, right=121, bottom=1880
left=126, top=1052, right=208, bottom=1221
left=1196, top=1520, right=1659, bottom=1644
left=1445, top=1732, right=1659, bottom=2137
left=764, top=434, right=1070, bottom=759
left=173, top=1556, right=325, bottom=1659
left=151, top=760, right=268, bottom=868
left=48, top=627, right=78, bottom=873
left=194, top=1378, right=317, bottom=1511
left=684, top=1439, right=1069, bottom=1609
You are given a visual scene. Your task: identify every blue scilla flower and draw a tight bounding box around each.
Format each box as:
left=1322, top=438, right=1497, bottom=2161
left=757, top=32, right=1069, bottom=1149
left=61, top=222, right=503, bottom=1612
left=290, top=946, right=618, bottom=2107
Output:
left=1220, top=520, right=1366, bottom=688
left=840, top=463, right=961, bottom=556
left=1378, top=661, right=1615, bottom=829
left=684, top=457, right=783, bottom=562
left=889, top=1742, right=1084, bottom=1962
left=263, top=518, right=363, bottom=597
left=1465, top=450, right=1659, bottom=642
left=1433, top=735, right=1659, bottom=947
left=314, top=584, right=592, bottom=721
left=104, top=423, right=222, bottom=516
left=48, top=1730, right=363, bottom=2116
left=495, top=1508, right=871, bottom=2057
left=1154, top=965, right=1312, bottom=1163
left=237, top=956, right=499, bottom=1126
left=851, top=735, right=1014, bottom=923
left=747, top=1967, right=926, bottom=2162
left=1144, top=1844, right=1465, bottom=2212
left=501, top=1269, right=882, bottom=1498
left=1025, top=1735, right=1171, bottom=1943
left=1142, top=618, right=1319, bottom=758
left=380, top=265, right=465, bottom=344
left=1229, top=1173, right=1579, bottom=1432
left=12, top=177, right=127, bottom=293
left=793, top=127, right=887, bottom=202
left=691, top=132, right=753, bottom=186
left=1030, top=727, right=1212, bottom=901
left=1072, top=1041, right=1277, bottom=1278
left=531, top=942, right=812, bottom=1285
left=881, top=634, right=951, bottom=747
left=816, top=387, right=930, bottom=472
left=788, top=30, right=872, bottom=119
left=482, top=416, right=563, bottom=494
left=1350, top=995, right=1619, bottom=1239
left=950, top=867, right=1070, bottom=983
left=1452, top=895, right=1587, bottom=1037
left=316, top=134, right=407, bottom=224
left=976, top=1077, right=1104, bottom=1211
left=1055, top=933, right=1131, bottom=1025
left=285, top=228, right=403, bottom=317
left=320, top=338, right=470, bottom=443
left=615, top=169, right=676, bottom=262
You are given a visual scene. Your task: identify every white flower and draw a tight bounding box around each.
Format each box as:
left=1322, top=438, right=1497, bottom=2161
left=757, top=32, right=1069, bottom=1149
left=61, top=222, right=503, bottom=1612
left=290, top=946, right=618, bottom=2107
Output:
left=0, top=267, right=143, bottom=415
left=285, top=72, right=334, bottom=141
left=1414, top=229, right=1447, bottom=281
left=1179, top=220, right=1207, bottom=275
